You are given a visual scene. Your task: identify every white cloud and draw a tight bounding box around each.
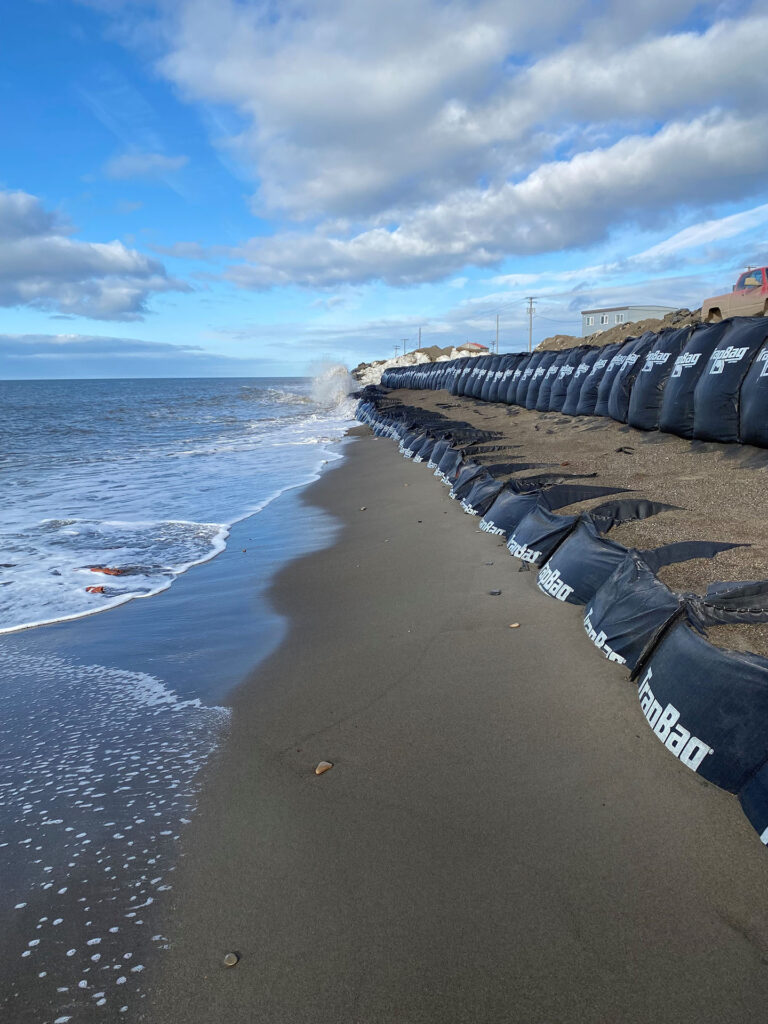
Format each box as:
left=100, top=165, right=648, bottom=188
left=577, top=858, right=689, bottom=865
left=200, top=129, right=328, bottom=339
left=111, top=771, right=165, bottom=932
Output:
left=104, top=151, right=188, bottom=178
left=0, top=189, right=188, bottom=320
left=93, top=0, right=768, bottom=289
left=227, top=112, right=768, bottom=287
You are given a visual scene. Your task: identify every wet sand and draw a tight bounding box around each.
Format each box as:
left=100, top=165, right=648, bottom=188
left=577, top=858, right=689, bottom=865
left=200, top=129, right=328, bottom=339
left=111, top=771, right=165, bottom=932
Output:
left=145, top=429, right=768, bottom=1023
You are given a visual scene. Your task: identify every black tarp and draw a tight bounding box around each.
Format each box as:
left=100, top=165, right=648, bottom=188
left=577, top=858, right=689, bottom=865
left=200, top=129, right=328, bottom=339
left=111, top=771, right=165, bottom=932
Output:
left=594, top=340, right=636, bottom=418
left=635, top=620, right=768, bottom=792
left=549, top=346, right=590, bottom=413
left=693, top=317, right=768, bottom=443
left=627, top=326, right=693, bottom=431
left=739, top=340, right=768, bottom=447
left=561, top=348, right=601, bottom=416
left=606, top=333, right=657, bottom=423
left=658, top=322, right=729, bottom=438
left=575, top=343, right=622, bottom=416
left=535, top=351, right=570, bottom=411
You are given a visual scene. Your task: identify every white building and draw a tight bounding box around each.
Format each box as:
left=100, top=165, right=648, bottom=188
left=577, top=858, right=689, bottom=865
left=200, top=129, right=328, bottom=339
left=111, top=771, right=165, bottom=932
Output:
left=581, top=305, right=677, bottom=337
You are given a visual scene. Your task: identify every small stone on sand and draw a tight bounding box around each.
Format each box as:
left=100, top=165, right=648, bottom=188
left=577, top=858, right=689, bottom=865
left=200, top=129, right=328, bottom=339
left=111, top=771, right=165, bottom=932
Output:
left=509, top=623, right=520, bottom=629
left=315, top=761, right=334, bottom=775
left=223, top=953, right=239, bottom=967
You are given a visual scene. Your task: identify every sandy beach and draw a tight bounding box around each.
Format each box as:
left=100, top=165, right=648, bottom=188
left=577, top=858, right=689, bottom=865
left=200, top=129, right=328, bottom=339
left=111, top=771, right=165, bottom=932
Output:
left=145, top=428, right=768, bottom=1024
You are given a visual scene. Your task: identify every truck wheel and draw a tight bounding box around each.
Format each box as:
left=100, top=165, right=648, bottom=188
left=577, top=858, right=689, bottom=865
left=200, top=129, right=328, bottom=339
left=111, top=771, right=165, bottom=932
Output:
left=705, top=307, right=722, bottom=323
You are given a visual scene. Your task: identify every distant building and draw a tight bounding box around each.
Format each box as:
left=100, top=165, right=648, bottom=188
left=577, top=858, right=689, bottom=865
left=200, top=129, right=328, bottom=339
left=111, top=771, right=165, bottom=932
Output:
left=581, top=305, right=677, bottom=337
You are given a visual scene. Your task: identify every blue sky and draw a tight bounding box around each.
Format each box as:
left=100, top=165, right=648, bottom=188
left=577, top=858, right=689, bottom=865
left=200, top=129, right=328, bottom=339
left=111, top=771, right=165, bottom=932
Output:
left=2, top=0, right=768, bottom=378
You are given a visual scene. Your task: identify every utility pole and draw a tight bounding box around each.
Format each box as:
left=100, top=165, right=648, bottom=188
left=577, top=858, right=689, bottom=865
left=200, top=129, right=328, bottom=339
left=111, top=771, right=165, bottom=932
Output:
left=418, top=326, right=422, bottom=348
left=401, top=338, right=409, bottom=358
left=526, top=297, right=536, bottom=352
left=394, top=344, right=400, bottom=358
left=495, top=314, right=499, bottom=354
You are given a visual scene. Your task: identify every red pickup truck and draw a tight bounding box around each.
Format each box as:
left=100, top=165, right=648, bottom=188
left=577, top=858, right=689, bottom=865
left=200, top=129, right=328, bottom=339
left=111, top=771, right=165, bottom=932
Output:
left=702, top=267, right=768, bottom=322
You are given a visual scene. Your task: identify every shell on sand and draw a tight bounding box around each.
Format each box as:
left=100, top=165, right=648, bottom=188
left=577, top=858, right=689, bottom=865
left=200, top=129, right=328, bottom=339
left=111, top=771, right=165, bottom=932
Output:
left=315, top=761, right=334, bottom=775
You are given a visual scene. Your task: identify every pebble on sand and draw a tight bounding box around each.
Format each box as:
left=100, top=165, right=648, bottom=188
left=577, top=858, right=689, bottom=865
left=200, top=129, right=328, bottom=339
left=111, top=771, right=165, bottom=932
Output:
left=315, top=761, right=334, bottom=775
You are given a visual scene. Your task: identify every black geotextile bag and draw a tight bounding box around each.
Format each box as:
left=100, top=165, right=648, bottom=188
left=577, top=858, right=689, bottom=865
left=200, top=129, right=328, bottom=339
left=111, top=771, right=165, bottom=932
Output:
left=536, top=516, right=739, bottom=606
left=634, top=620, right=768, bottom=791
left=548, top=346, right=590, bottom=412
left=525, top=351, right=558, bottom=410
left=627, top=326, right=693, bottom=431
left=575, top=343, right=621, bottom=416
left=479, top=483, right=624, bottom=538
left=658, top=322, right=730, bottom=438
left=515, top=351, right=544, bottom=406
left=436, top=446, right=464, bottom=482
left=586, top=558, right=768, bottom=672
left=460, top=472, right=504, bottom=516
left=507, top=497, right=673, bottom=570
left=594, top=340, right=636, bottom=418
left=428, top=437, right=454, bottom=468
left=486, top=355, right=509, bottom=403
left=506, top=354, right=531, bottom=404
left=739, top=340, right=768, bottom=446
left=693, top=318, right=768, bottom=443
left=451, top=457, right=524, bottom=499
left=584, top=552, right=684, bottom=668
left=561, top=348, right=601, bottom=416
left=480, top=355, right=503, bottom=402
left=450, top=359, right=473, bottom=396
left=535, top=351, right=570, bottom=411
left=412, top=434, right=437, bottom=463
left=606, top=332, right=657, bottom=423
left=495, top=354, right=525, bottom=404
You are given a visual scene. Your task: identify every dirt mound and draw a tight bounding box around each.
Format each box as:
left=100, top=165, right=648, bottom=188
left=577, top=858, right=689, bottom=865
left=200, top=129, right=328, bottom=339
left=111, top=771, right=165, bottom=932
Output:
left=536, top=308, right=701, bottom=351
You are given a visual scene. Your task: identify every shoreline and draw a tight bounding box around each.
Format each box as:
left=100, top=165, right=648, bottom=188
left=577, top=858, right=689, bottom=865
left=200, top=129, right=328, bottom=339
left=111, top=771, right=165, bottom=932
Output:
left=145, top=429, right=768, bottom=1024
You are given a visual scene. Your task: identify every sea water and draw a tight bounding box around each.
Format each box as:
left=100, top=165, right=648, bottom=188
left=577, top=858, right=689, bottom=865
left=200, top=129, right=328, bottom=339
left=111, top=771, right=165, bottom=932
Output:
left=0, top=371, right=354, bottom=1022
left=0, top=373, right=353, bottom=634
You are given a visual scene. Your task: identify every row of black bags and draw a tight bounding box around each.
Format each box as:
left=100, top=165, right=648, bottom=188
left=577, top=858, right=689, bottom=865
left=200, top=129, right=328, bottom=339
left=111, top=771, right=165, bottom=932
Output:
left=356, top=387, right=768, bottom=849
left=381, top=316, right=768, bottom=446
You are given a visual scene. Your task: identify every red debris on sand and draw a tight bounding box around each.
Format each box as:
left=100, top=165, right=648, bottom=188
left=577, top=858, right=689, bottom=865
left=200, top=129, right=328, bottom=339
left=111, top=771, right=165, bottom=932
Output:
left=85, top=585, right=105, bottom=594
left=89, top=567, right=126, bottom=576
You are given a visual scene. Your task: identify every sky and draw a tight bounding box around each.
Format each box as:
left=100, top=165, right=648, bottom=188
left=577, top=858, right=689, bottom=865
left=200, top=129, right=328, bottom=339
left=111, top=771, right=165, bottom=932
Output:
left=1, top=0, right=768, bottom=378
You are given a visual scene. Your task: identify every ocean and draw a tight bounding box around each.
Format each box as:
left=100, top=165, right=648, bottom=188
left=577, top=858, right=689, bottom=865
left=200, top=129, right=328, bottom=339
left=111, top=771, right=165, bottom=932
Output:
left=0, top=372, right=354, bottom=1021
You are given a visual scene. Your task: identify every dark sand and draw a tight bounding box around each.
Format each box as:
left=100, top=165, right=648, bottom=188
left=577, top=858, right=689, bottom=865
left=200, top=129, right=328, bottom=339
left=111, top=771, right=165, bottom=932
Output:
left=147, top=430, right=768, bottom=1024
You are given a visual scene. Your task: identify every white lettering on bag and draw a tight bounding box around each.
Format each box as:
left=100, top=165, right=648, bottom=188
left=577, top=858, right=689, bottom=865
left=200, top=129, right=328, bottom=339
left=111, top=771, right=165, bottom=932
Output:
left=507, top=535, right=542, bottom=564
left=537, top=565, right=574, bottom=602
left=641, top=351, right=671, bottom=372
left=709, top=346, right=749, bottom=374
left=583, top=609, right=627, bottom=664
left=479, top=519, right=506, bottom=536
left=670, top=351, right=701, bottom=378
left=637, top=668, right=713, bottom=772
